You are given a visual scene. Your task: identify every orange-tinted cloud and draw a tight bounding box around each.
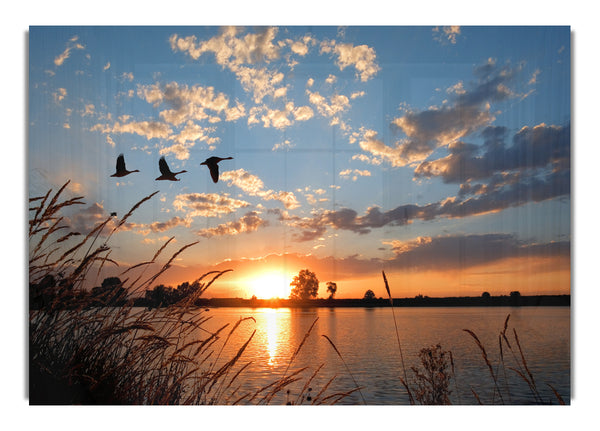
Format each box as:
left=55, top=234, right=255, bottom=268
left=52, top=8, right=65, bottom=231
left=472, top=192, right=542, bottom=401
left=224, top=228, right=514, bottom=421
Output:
left=173, top=192, right=250, bottom=218
left=197, top=211, right=267, bottom=238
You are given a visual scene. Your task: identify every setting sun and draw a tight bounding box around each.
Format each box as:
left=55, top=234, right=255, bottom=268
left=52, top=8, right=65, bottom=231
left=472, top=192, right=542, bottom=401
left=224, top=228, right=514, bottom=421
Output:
left=248, top=271, right=291, bottom=299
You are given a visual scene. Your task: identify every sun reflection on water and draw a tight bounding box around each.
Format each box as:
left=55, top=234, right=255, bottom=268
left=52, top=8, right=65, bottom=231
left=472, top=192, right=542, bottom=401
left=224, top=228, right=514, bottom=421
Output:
left=265, top=309, right=280, bottom=366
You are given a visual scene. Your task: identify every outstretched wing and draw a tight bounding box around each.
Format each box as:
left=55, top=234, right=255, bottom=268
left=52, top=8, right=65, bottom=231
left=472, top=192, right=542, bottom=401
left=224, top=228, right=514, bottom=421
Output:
left=209, top=164, right=219, bottom=183
left=159, top=156, right=171, bottom=175
left=116, top=154, right=126, bottom=173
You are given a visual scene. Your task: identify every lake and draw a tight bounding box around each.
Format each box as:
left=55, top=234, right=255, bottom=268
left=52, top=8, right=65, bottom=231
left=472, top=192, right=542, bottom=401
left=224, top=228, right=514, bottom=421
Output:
left=197, top=306, right=570, bottom=405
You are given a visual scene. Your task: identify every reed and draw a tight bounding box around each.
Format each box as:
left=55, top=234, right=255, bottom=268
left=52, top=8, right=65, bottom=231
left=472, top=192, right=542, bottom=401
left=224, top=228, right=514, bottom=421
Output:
left=321, top=334, right=367, bottom=404
left=381, top=270, right=415, bottom=404
left=29, top=182, right=348, bottom=405
left=462, top=314, right=564, bottom=405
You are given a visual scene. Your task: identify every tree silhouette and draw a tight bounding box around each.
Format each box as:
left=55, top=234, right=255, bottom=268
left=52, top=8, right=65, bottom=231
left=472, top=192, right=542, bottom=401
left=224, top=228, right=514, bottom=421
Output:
left=363, top=289, right=376, bottom=301
left=509, top=290, right=522, bottom=306
left=289, top=269, right=319, bottom=300
left=326, top=281, right=337, bottom=300
left=91, top=277, right=127, bottom=306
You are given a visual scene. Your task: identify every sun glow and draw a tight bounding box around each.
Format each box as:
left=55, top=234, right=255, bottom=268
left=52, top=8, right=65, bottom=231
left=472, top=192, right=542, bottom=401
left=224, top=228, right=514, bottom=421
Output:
left=248, top=271, right=291, bottom=299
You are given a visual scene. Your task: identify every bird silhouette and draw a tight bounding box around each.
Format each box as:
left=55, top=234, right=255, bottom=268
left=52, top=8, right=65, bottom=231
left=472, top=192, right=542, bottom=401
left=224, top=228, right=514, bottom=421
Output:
left=110, top=154, right=139, bottom=177
left=200, top=156, right=233, bottom=183
left=155, top=156, right=187, bottom=181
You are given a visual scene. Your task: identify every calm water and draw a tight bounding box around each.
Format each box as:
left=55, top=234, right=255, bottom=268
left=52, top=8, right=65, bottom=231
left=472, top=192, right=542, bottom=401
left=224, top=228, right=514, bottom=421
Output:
left=197, top=306, right=570, bottom=405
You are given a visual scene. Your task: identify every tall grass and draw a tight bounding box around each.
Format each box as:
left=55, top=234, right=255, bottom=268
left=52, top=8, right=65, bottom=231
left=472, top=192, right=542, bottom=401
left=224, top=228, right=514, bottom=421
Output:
left=381, top=275, right=566, bottom=405
left=28, top=182, right=346, bottom=405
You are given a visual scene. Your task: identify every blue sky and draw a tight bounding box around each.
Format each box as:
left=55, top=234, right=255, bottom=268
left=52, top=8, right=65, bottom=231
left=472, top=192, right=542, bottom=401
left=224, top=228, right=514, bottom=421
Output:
left=28, top=25, right=571, bottom=298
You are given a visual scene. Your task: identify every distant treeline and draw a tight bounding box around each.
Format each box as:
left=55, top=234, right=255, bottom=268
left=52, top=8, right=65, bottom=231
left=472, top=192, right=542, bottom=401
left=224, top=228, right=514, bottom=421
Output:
left=181, top=294, right=570, bottom=309
left=29, top=274, right=570, bottom=310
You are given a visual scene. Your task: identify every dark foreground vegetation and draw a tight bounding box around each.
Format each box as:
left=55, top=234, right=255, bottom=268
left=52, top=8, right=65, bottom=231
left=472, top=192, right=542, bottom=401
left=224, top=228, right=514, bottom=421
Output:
left=28, top=182, right=568, bottom=405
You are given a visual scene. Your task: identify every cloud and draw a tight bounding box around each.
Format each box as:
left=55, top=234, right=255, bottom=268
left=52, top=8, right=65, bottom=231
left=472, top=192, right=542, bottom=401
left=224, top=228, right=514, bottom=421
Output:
left=173, top=192, right=250, bottom=218
left=53, top=88, right=67, bottom=103
left=54, top=35, right=85, bottom=67
left=528, top=69, right=541, bottom=85
left=138, top=82, right=235, bottom=126
left=164, top=121, right=220, bottom=159
left=65, top=202, right=135, bottom=236
left=82, top=104, right=95, bottom=117
left=235, top=66, right=286, bottom=104
left=142, top=236, right=174, bottom=245
left=356, top=129, right=405, bottom=167
left=254, top=102, right=314, bottom=130
left=357, top=59, right=525, bottom=166
left=339, top=169, right=371, bottom=181
left=263, top=191, right=300, bottom=210
left=432, top=26, right=462, bottom=45
left=220, top=169, right=301, bottom=209
left=170, top=27, right=286, bottom=103
left=120, top=72, right=134, bottom=82
left=287, top=35, right=315, bottom=56
left=307, top=90, right=350, bottom=120
left=288, top=137, right=570, bottom=241
left=384, top=233, right=569, bottom=271
left=303, top=187, right=329, bottom=205
left=103, top=62, right=111, bottom=71
left=272, top=140, right=295, bottom=151
left=320, top=40, right=380, bottom=81
left=169, top=27, right=279, bottom=66
left=91, top=119, right=172, bottom=141
left=147, top=216, right=191, bottom=233
left=220, top=169, right=265, bottom=195
left=197, top=211, right=268, bottom=238
left=414, top=123, right=570, bottom=184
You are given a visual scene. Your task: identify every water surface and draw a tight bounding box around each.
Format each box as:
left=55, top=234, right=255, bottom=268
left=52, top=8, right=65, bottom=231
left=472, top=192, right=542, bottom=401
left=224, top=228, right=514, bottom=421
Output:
left=198, top=306, right=570, bottom=405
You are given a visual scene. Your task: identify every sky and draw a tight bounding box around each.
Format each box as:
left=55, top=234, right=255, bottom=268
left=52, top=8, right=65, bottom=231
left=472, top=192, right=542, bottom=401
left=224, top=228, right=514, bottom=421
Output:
left=28, top=25, right=571, bottom=299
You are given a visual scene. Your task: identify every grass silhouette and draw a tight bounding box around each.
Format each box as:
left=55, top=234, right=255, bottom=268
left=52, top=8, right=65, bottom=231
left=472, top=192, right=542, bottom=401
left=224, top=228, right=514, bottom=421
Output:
left=28, top=181, right=347, bottom=405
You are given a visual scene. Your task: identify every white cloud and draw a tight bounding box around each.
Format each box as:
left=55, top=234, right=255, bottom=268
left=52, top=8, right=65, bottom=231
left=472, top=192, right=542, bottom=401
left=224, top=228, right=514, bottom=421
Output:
left=91, top=120, right=172, bottom=141
left=82, top=104, right=95, bottom=116
left=173, top=192, right=250, bottom=218
left=339, top=168, right=372, bottom=181
left=54, top=35, right=85, bottom=67
left=121, top=72, right=134, bottom=82
left=320, top=40, right=380, bottom=82
left=138, top=82, right=233, bottom=126
left=307, top=90, right=350, bottom=118
left=251, top=102, right=313, bottom=130
left=272, top=140, right=295, bottom=151
left=221, top=169, right=300, bottom=209
left=433, top=26, right=462, bottom=45
left=170, top=28, right=285, bottom=103
left=53, top=88, right=67, bottom=103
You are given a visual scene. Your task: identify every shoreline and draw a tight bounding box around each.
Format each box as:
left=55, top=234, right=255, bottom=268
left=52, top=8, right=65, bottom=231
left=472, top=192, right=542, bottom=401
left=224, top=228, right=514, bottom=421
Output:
left=170, top=294, right=571, bottom=309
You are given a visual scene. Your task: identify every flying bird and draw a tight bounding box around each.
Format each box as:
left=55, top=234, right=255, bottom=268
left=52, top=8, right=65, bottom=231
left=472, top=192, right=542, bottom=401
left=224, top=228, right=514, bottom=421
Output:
left=200, top=156, right=233, bottom=183
left=110, top=154, right=139, bottom=177
left=155, top=156, right=187, bottom=181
